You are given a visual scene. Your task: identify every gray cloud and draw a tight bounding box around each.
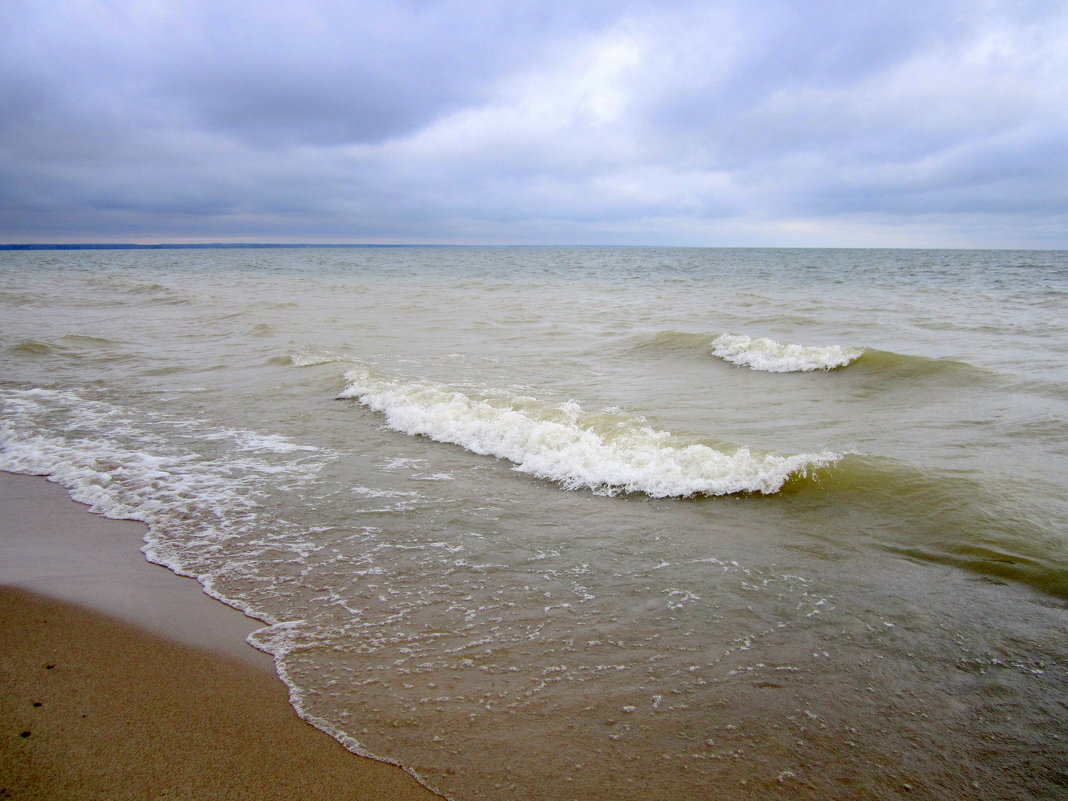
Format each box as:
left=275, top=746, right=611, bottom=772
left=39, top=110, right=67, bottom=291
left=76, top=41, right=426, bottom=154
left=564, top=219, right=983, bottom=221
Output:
left=2, top=0, right=1067, bottom=246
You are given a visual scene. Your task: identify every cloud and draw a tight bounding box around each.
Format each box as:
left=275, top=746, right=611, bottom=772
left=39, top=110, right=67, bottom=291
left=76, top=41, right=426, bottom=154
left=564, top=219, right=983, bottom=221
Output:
left=2, top=0, right=1067, bottom=245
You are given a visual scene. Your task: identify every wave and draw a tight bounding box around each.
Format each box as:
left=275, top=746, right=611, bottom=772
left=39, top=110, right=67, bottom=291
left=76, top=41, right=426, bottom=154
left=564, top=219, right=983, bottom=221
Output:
left=8, top=340, right=57, bottom=356
left=122, top=281, right=192, bottom=305
left=710, top=334, right=864, bottom=372
left=83, top=276, right=193, bottom=306
left=851, top=349, right=991, bottom=381
left=637, top=331, right=989, bottom=382
left=783, top=455, right=1068, bottom=599
left=338, top=365, right=839, bottom=498
left=7, top=335, right=128, bottom=360
left=289, top=348, right=348, bottom=367
left=632, top=331, right=719, bottom=355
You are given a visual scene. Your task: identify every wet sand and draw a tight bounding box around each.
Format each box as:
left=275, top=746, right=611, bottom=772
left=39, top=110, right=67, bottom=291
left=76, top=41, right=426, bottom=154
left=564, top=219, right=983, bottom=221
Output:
left=0, top=471, right=442, bottom=800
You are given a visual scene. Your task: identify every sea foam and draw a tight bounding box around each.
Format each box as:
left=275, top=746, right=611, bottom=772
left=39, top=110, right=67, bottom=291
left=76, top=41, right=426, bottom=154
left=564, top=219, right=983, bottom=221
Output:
left=339, top=366, right=837, bottom=498
left=711, top=334, right=864, bottom=372
left=0, top=387, right=334, bottom=594
left=290, top=348, right=346, bottom=367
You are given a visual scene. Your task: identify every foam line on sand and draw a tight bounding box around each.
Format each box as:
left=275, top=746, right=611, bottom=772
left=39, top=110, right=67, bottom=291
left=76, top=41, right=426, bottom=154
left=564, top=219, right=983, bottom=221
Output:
left=0, top=471, right=442, bottom=801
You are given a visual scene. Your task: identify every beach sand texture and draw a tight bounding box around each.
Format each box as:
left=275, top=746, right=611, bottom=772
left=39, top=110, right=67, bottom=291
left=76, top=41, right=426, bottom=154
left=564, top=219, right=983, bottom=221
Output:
left=0, top=472, right=441, bottom=801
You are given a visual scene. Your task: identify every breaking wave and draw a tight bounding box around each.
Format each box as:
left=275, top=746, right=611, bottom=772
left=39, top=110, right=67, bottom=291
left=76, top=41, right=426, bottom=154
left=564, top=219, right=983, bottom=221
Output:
left=289, top=348, right=347, bottom=367
left=339, top=365, right=839, bottom=498
left=711, top=334, right=864, bottom=372
left=635, top=332, right=986, bottom=383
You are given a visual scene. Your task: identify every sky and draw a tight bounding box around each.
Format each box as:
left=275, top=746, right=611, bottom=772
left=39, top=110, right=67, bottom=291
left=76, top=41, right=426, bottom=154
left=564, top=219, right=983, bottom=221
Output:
left=2, top=0, right=1067, bottom=248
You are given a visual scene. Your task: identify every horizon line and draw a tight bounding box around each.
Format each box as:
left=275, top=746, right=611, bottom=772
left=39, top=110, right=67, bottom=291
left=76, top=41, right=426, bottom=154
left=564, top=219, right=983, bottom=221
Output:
left=2, top=242, right=1063, bottom=252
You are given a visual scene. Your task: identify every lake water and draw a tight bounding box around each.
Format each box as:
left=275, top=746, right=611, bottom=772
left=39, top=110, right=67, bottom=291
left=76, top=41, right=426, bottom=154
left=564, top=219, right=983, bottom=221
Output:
left=2, top=247, right=1066, bottom=800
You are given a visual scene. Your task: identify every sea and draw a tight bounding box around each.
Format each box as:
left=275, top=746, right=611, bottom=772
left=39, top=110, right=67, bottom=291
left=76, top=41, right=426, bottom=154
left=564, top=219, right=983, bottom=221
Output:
left=1, top=246, right=1066, bottom=800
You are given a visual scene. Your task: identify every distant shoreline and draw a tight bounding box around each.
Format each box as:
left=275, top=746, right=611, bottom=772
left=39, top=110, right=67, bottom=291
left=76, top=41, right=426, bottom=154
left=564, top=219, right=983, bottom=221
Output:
left=0, top=243, right=446, bottom=251
left=2, top=243, right=1061, bottom=251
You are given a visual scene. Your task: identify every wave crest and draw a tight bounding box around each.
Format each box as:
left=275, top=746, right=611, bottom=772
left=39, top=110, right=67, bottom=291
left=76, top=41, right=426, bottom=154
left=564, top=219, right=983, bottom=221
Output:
left=290, top=348, right=347, bottom=367
left=339, top=366, right=838, bottom=498
left=711, top=334, right=864, bottom=372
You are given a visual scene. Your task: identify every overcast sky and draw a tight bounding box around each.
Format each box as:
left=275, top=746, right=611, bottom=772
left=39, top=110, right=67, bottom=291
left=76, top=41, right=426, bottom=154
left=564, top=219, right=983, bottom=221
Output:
left=3, top=0, right=1067, bottom=247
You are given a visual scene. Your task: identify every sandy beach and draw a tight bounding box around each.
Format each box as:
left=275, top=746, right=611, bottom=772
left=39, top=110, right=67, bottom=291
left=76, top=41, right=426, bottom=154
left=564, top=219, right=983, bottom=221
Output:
left=0, top=471, right=442, bottom=801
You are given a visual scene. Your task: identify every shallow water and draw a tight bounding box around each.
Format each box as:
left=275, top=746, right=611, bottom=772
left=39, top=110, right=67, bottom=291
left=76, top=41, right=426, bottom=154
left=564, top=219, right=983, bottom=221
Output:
left=2, top=247, right=1066, bottom=799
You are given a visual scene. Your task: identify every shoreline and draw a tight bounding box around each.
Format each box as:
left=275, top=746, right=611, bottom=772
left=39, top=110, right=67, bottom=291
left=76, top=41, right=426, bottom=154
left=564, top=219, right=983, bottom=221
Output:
left=0, top=470, right=271, bottom=670
left=0, top=470, right=443, bottom=800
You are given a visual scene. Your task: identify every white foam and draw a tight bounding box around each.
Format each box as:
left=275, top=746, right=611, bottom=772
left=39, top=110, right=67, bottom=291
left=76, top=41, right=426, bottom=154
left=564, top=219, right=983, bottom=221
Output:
left=290, top=348, right=346, bottom=367
left=710, top=334, right=863, bottom=372
left=339, top=366, right=837, bottom=498
left=204, top=429, right=318, bottom=453
left=0, top=387, right=334, bottom=603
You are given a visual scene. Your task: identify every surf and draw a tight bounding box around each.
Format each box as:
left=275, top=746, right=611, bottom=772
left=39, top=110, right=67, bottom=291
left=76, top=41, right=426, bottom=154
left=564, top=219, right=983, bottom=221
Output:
left=710, top=334, right=864, bottom=372
left=338, top=365, right=839, bottom=498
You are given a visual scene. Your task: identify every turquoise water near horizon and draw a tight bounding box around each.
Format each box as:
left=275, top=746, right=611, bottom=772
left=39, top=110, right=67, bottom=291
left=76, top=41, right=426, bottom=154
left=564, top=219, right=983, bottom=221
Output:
left=2, top=247, right=1066, bottom=800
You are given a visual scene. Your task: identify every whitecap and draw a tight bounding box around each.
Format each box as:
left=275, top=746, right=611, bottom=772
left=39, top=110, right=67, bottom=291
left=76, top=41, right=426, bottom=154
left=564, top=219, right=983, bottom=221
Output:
left=339, top=366, right=837, bottom=498
left=710, top=334, right=863, bottom=372
left=290, top=348, right=346, bottom=367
